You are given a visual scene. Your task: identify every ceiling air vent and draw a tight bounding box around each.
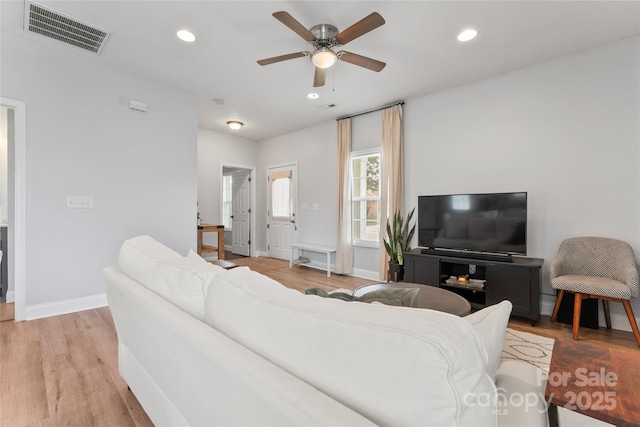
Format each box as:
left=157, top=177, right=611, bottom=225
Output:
left=23, top=1, right=111, bottom=54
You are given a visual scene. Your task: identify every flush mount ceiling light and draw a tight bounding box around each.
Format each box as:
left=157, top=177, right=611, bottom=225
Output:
left=307, top=93, right=319, bottom=99
left=457, top=29, right=478, bottom=42
left=226, top=121, right=243, bottom=130
left=177, top=30, right=196, bottom=42
left=311, top=48, right=337, bottom=69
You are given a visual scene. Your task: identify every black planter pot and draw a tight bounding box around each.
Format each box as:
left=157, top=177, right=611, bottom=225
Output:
left=388, top=262, right=404, bottom=282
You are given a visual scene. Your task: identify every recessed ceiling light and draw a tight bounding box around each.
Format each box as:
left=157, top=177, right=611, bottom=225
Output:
left=457, top=29, right=478, bottom=42
left=177, top=30, right=196, bottom=42
left=307, top=93, right=319, bottom=99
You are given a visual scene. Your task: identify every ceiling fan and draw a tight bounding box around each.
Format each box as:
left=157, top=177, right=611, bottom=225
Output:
left=257, top=11, right=386, bottom=87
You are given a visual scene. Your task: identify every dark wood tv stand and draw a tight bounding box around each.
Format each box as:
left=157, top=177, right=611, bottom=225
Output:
left=403, top=249, right=544, bottom=325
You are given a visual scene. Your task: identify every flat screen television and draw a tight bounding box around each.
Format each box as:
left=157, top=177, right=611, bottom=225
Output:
left=418, top=192, right=527, bottom=256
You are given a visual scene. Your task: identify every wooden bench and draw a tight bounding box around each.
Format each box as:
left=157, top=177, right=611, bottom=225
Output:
left=289, top=243, right=336, bottom=277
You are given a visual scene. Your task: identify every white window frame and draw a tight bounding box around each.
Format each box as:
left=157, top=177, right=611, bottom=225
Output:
left=351, top=148, right=381, bottom=248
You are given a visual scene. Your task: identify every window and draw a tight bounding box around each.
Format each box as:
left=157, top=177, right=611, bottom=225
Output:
left=270, top=172, right=292, bottom=220
left=351, top=151, right=380, bottom=246
left=222, top=175, right=233, bottom=229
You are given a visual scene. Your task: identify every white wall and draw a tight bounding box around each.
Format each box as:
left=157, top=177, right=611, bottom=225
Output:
left=1, top=32, right=198, bottom=317
left=198, top=128, right=258, bottom=224
left=197, top=128, right=258, bottom=251
left=403, top=36, right=639, bottom=328
left=257, top=121, right=338, bottom=262
left=253, top=36, right=640, bottom=330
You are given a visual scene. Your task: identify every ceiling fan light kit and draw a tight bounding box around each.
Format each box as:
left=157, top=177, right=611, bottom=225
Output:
left=257, top=11, right=386, bottom=87
left=311, top=48, right=337, bottom=68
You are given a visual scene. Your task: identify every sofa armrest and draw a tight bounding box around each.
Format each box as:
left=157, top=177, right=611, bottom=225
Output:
left=624, top=265, right=639, bottom=297
left=495, top=361, right=549, bottom=427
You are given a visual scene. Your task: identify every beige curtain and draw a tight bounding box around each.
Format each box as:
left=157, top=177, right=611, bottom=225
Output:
left=378, top=104, right=404, bottom=280
left=336, top=118, right=353, bottom=274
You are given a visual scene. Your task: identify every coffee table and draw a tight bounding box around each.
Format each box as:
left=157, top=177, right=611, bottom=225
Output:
left=353, top=282, right=471, bottom=316
left=545, top=338, right=640, bottom=427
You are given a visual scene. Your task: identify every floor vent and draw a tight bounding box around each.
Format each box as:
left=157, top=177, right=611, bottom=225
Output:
left=23, top=1, right=111, bottom=54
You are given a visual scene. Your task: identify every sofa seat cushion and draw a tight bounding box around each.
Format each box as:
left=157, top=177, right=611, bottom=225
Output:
left=205, top=267, right=497, bottom=426
left=118, top=236, right=225, bottom=319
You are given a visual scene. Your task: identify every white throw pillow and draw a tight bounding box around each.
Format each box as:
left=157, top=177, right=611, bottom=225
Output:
left=464, top=300, right=513, bottom=380
left=118, top=236, right=225, bottom=319
left=118, top=235, right=182, bottom=285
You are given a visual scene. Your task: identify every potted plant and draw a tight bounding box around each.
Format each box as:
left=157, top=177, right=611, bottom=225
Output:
left=383, top=207, right=416, bottom=282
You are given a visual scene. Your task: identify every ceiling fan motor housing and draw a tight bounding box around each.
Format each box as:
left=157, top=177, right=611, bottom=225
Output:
left=310, top=24, right=339, bottom=49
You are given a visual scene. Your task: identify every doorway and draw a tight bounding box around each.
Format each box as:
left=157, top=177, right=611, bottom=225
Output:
left=1, top=98, right=26, bottom=322
left=221, top=165, right=254, bottom=257
left=0, top=107, right=10, bottom=321
left=267, top=163, right=298, bottom=260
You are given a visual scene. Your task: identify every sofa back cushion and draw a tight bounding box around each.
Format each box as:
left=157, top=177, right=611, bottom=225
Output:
left=118, top=236, right=225, bottom=319
left=205, top=267, right=497, bottom=426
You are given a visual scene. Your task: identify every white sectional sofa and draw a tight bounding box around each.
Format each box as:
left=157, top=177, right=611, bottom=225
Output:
left=104, top=236, right=549, bottom=426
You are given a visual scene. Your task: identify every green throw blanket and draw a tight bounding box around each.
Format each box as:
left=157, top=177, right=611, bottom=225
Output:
left=305, top=287, right=420, bottom=308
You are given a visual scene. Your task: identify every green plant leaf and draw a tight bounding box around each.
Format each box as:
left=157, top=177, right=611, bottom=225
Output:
left=383, top=207, right=416, bottom=264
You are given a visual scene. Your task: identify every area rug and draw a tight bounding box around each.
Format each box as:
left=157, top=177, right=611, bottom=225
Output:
left=501, top=328, right=555, bottom=373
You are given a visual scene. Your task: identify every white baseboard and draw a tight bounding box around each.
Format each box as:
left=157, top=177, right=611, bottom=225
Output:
left=25, top=293, right=108, bottom=320
left=5, top=290, right=15, bottom=303
left=350, top=268, right=380, bottom=281
left=255, top=251, right=268, bottom=257
left=540, top=300, right=555, bottom=317
left=292, top=261, right=380, bottom=281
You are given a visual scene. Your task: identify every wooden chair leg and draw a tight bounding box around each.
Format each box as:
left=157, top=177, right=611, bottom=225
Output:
left=572, top=293, right=583, bottom=341
left=602, top=299, right=612, bottom=329
left=621, top=300, right=640, bottom=348
left=551, top=289, right=564, bottom=322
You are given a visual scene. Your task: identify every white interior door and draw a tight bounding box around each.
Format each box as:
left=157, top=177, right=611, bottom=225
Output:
left=231, top=171, right=250, bottom=256
left=267, top=164, right=297, bottom=260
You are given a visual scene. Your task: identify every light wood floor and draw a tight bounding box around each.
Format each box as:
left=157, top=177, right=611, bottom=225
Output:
left=1, top=256, right=638, bottom=426
left=0, top=302, right=14, bottom=322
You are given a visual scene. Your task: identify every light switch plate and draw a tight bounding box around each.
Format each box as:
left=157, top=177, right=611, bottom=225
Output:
left=66, top=196, right=94, bottom=209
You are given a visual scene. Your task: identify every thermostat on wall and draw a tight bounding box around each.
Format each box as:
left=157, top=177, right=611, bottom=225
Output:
left=129, top=100, right=148, bottom=112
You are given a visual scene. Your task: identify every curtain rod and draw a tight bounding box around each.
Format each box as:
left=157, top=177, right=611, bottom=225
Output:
left=337, top=101, right=405, bottom=121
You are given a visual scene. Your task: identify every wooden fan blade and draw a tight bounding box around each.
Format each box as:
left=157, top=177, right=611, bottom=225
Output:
left=338, top=51, right=386, bottom=72
left=313, top=67, right=326, bottom=87
left=257, top=52, right=309, bottom=66
left=273, top=11, right=316, bottom=42
left=335, top=12, right=385, bottom=45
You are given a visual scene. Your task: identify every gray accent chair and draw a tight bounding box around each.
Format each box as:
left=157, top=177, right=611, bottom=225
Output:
left=550, top=237, right=640, bottom=347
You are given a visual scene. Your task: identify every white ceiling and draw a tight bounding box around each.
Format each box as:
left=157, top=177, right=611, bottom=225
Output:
left=2, top=1, right=639, bottom=141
